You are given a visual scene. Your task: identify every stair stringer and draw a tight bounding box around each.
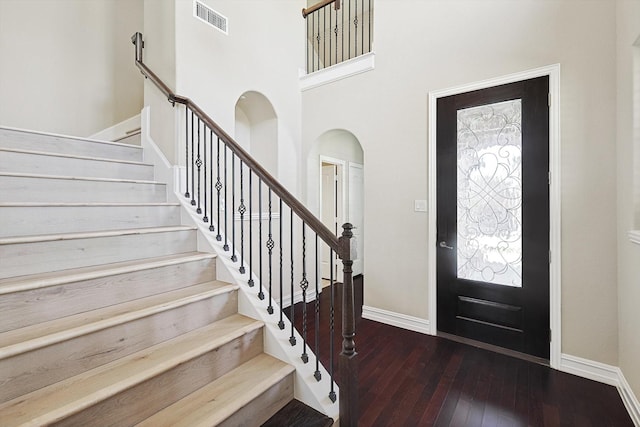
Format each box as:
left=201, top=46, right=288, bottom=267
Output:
left=140, top=106, right=340, bottom=423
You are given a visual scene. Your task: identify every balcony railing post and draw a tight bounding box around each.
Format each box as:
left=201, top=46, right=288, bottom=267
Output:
left=338, top=222, right=357, bottom=427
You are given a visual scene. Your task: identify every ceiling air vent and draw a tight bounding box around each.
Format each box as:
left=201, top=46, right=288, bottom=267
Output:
left=194, top=1, right=228, bottom=35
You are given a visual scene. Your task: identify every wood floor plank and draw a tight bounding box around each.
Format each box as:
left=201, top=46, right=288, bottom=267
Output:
left=290, top=276, right=634, bottom=427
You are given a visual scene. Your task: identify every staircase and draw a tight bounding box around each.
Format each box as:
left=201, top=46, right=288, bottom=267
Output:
left=0, top=127, right=297, bottom=426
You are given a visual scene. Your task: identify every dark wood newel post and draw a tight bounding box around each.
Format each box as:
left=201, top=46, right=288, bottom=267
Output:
left=339, top=223, right=358, bottom=427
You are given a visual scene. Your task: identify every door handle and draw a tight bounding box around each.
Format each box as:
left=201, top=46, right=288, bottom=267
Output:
left=439, top=241, right=454, bottom=250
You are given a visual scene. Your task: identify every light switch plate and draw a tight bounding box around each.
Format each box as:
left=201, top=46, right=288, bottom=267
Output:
left=414, top=199, right=427, bottom=212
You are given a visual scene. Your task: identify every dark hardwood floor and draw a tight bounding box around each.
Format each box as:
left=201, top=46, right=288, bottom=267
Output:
left=289, top=276, right=633, bottom=427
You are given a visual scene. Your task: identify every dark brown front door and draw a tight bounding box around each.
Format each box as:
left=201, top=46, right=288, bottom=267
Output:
left=436, top=76, right=550, bottom=359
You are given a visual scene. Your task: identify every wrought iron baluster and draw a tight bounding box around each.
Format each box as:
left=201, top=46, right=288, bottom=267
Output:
left=300, top=222, right=309, bottom=363
left=208, top=130, right=214, bottom=231
left=223, top=144, right=229, bottom=251
left=335, top=7, right=339, bottom=66
left=184, top=108, right=190, bottom=199
left=314, top=233, right=321, bottom=381
left=329, top=248, right=336, bottom=402
left=215, top=137, right=222, bottom=240
left=190, top=111, right=196, bottom=206
left=258, top=180, right=264, bottom=300
left=348, top=0, right=351, bottom=59
left=239, top=160, right=245, bottom=273
left=231, top=153, right=237, bottom=261
left=248, top=171, right=253, bottom=286
left=354, top=0, right=358, bottom=57
left=278, top=199, right=284, bottom=330
left=361, top=0, right=365, bottom=55
left=266, top=189, right=274, bottom=314
left=196, top=117, right=202, bottom=214
left=323, top=6, right=327, bottom=68
left=289, top=208, right=296, bottom=346
left=315, top=15, right=321, bottom=73
left=202, top=125, right=208, bottom=223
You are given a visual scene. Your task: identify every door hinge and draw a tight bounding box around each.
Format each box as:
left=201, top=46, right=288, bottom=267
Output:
left=548, top=92, right=551, bottom=107
left=549, top=328, right=552, bottom=342
left=549, top=250, right=552, bottom=264
left=548, top=171, right=551, bottom=185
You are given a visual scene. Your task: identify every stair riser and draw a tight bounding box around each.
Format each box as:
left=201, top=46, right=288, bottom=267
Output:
left=0, top=291, right=239, bottom=404
left=219, top=375, right=294, bottom=427
left=0, top=230, right=197, bottom=279
left=0, top=175, right=166, bottom=203
left=0, top=257, right=217, bottom=332
left=0, top=128, right=142, bottom=162
left=0, top=205, right=181, bottom=237
left=53, top=328, right=264, bottom=427
left=0, top=150, right=154, bottom=181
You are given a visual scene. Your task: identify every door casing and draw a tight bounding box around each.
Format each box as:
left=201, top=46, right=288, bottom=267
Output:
left=427, top=64, right=562, bottom=368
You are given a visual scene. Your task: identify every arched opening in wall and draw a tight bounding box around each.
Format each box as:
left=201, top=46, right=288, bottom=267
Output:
left=234, top=91, right=278, bottom=176
left=307, top=129, right=364, bottom=278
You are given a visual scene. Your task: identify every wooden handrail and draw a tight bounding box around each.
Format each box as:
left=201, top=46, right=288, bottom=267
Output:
left=131, top=32, right=341, bottom=255
left=302, top=0, right=340, bottom=18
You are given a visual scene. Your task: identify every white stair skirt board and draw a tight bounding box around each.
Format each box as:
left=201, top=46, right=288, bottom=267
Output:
left=140, top=107, right=339, bottom=422
left=0, top=173, right=167, bottom=203
left=0, top=148, right=154, bottom=180
left=0, top=203, right=181, bottom=237
left=0, top=126, right=142, bottom=162
left=362, top=305, right=431, bottom=335
left=560, top=354, right=640, bottom=426
left=0, top=252, right=217, bottom=332
left=89, top=114, right=141, bottom=142
left=0, top=227, right=197, bottom=279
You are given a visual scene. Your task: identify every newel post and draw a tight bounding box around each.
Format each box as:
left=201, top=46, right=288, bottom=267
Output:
left=338, top=223, right=358, bottom=427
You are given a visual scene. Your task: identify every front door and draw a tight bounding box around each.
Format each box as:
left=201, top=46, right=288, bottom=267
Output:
left=436, top=76, right=550, bottom=359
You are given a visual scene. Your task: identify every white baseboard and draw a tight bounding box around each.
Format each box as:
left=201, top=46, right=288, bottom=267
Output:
left=362, top=305, right=430, bottom=334
left=282, top=288, right=319, bottom=309
left=560, top=354, right=640, bottom=425
left=89, top=114, right=141, bottom=141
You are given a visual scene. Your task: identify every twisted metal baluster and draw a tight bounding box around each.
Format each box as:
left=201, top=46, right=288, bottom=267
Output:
left=238, top=160, right=245, bottom=273
left=289, top=207, right=296, bottom=346
left=215, top=137, right=222, bottom=240
left=248, top=171, right=253, bottom=286
left=300, top=221, right=309, bottom=363
left=196, top=117, right=202, bottom=214
left=278, top=199, right=285, bottom=330
left=190, top=110, right=196, bottom=206
left=202, top=125, right=208, bottom=223
left=266, top=189, right=274, bottom=314
left=314, top=233, right=321, bottom=380
left=231, top=153, right=237, bottom=261
left=184, top=108, right=190, bottom=199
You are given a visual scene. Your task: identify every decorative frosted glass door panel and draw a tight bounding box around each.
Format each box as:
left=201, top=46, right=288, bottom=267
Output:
left=457, top=100, right=522, bottom=287
left=436, top=76, right=550, bottom=359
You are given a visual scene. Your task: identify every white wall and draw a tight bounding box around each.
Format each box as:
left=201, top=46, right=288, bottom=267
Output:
left=616, top=0, right=640, bottom=403
left=302, top=0, right=619, bottom=365
left=0, top=0, right=143, bottom=136
left=173, top=0, right=305, bottom=194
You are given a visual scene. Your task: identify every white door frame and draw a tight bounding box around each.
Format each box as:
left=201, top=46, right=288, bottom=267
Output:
left=427, top=64, right=562, bottom=368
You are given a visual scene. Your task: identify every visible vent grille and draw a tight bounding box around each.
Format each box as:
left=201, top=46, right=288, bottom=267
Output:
left=194, top=1, right=228, bottom=34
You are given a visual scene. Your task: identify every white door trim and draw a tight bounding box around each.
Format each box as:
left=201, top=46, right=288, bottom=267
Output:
left=427, top=64, right=562, bottom=368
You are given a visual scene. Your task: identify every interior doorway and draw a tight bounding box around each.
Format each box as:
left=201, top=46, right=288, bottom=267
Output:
left=320, top=158, right=344, bottom=280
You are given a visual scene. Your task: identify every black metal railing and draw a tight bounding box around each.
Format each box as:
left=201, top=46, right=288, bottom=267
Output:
left=303, top=0, right=373, bottom=73
left=132, top=32, right=358, bottom=426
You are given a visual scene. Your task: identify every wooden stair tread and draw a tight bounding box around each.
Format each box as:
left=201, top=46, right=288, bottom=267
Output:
left=0, top=280, right=237, bottom=358
left=0, top=171, right=159, bottom=184
left=0, top=202, right=180, bottom=207
left=0, top=314, right=263, bottom=427
left=0, top=147, right=152, bottom=166
left=0, top=225, right=195, bottom=246
left=0, top=251, right=216, bottom=294
left=0, top=127, right=144, bottom=150
left=136, top=353, right=295, bottom=427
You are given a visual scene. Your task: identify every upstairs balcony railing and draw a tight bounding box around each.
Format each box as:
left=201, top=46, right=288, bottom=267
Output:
left=132, top=32, right=358, bottom=426
left=303, top=0, right=373, bottom=73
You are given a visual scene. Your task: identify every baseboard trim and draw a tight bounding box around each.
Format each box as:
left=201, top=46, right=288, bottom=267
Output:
left=362, top=306, right=430, bottom=334
left=560, top=354, right=640, bottom=426
left=282, top=288, right=319, bottom=309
